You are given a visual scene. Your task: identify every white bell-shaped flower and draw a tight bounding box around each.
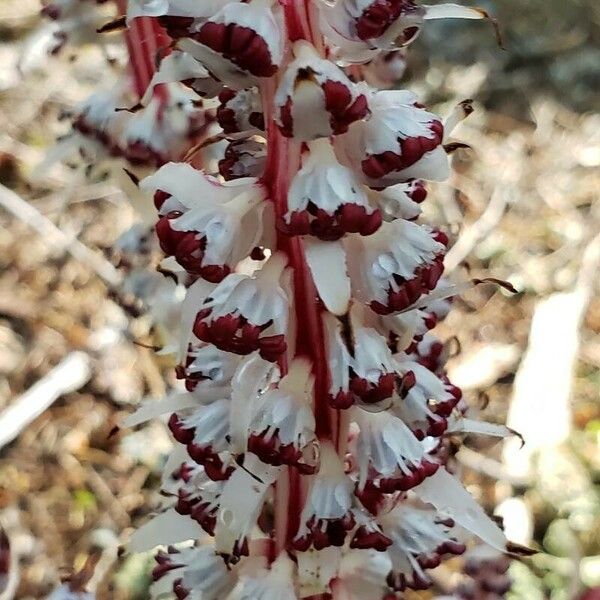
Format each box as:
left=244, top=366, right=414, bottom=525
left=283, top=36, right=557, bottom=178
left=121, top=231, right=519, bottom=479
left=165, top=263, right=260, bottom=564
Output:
left=179, top=0, right=283, bottom=88
left=143, top=161, right=268, bottom=282
left=293, top=442, right=355, bottom=551
left=246, top=358, right=318, bottom=473
left=353, top=408, right=438, bottom=493
left=346, top=218, right=447, bottom=315
left=344, top=89, right=448, bottom=186
left=281, top=138, right=381, bottom=240
left=192, top=253, right=291, bottom=362
left=393, top=359, right=462, bottom=438
left=274, top=41, right=368, bottom=141
left=378, top=502, right=466, bottom=592
left=151, top=545, right=234, bottom=600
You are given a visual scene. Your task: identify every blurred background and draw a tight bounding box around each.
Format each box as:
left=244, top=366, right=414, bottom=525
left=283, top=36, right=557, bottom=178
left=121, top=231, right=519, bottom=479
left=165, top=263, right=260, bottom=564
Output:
left=0, top=0, right=598, bottom=598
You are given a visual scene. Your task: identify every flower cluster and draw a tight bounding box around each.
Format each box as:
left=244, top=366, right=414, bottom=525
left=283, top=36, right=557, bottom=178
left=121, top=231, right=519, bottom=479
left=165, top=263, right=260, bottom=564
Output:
left=46, top=0, right=519, bottom=597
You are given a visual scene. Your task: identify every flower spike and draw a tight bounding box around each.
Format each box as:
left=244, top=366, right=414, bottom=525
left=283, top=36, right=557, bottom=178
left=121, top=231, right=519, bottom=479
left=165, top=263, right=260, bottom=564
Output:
left=47, top=0, right=517, bottom=596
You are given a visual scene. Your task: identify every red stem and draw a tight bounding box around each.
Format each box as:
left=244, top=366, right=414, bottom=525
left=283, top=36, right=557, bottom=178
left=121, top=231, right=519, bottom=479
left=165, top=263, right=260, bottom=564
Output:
left=262, top=0, right=344, bottom=558
left=115, top=0, right=170, bottom=100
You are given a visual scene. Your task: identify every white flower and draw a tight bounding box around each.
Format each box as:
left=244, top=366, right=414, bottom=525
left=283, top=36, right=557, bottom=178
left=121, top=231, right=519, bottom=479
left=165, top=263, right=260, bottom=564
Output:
left=143, top=162, right=269, bottom=281
left=122, top=86, right=206, bottom=166
left=274, top=41, right=368, bottom=140
left=354, top=409, right=438, bottom=493
left=152, top=545, right=234, bottom=600
left=323, top=304, right=411, bottom=409
left=393, top=359, right=462, bottom=438
left=321, top=0, right=492, bottom=57
left=344, top=89, right=449, bottom=186
left=281, top=138, right=381, bottom=240
left=293, top=442, right=355, bottom=551
left=246, top=358, right=318, bottom=473
left=179, top=0, right=283, bottom=88
left=171, top=461, right=224, bottom=536
left=346, top=218, right=447, bottom=314
left=217, top=87, right=264, bottom=134
left=322, top=0, right=425, bottom=48
left=192, top=253, right=291, bottom=362
left=219, top=137, right=268, bottom=181
left=378, top=502, right=466, bottom=592
left=172, top=398, right=231, bottom=464
left=226, top=553, right=296, bottom=600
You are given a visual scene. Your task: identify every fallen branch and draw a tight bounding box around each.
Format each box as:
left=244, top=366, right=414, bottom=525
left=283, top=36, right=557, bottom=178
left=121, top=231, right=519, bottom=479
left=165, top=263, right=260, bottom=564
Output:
left=503, top=231, right=600, bottom=480
left=0, top=183, right=121, bottom=287
left=0, top=352, right=92, bottom=449
left=444, top=187, right=509, bottom=272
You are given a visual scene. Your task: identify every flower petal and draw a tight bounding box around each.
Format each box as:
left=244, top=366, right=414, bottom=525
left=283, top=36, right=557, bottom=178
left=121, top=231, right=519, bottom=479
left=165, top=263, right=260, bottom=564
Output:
left=304, top=238, right=350, bottom=316
left=129, top=508, right=203, bottom=552
left=414, top=469, right=507, bottom=551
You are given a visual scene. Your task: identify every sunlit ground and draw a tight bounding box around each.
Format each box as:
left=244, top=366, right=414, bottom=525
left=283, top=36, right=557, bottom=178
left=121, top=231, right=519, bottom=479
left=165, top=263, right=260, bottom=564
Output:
left=0, top=0, right=598, bottom=598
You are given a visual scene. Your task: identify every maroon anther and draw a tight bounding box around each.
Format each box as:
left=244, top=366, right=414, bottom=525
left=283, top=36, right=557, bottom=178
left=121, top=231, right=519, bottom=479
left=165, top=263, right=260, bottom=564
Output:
left=247, top=432, right=317, bottom=474
left=185, top=442, right=234, bottom=481
left=152, top=552, right=182, bottom=582
left=175, top=352, right=211, bottom=393
left=293, top=513, right=356, bottom=551
left=175, top=489, right=193, bottom=516
left=193, top=312, right=286, bottom=362
left=192, top=22, right=277, bottom=77
left=354, top=484, right=387, bottom=515
left=408, top=179, right=427, bottom=203
left=425, top=417, right=448, bottom=438
left=174, top=462, right=194, bottom=484
left=349, top=371, right=396, bottom=405
left=370, top=253, right=446, bottom=315
left=153, top=190, right=171, bottom=210
left=328, top=389, right=354, bottom=410
left=173, top=578, right=189, bottom=600
left=398, top=370, right=416, bottom=398
left=155, top=211, right=186, bottom=255
left=168, top=413, right=194, bottom=445
left=278, top=203, right=382, bottom=241
left=350, top=526, right=393, bottom=551
left=355, top=0, right=420, bottom=41
left=361, top=120, right=444, bottom=180
left=414, top=339, right=444, bottom=372
left=367, top=459, right=439, bottom=493
left=175, top=488, right=219, bottom=535
left=279, top=81, right=368, bottom=138
left=157, top=16, right=194, bottom=39
left=321, top=80, right=369, bottom=135
left=190, top=502, right=218, bottom=535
